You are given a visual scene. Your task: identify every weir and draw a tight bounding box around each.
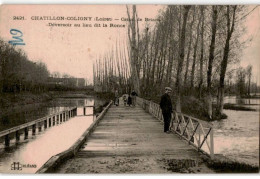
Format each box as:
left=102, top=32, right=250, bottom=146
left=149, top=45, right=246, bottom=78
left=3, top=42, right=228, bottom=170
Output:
left=0, top=107, right=77, bottom=147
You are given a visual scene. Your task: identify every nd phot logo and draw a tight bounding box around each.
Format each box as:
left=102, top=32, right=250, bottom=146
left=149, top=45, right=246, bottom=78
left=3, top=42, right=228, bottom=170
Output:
left=10, top=162, right=37, bottom=171
left=11, top=162, right=22, bottom=170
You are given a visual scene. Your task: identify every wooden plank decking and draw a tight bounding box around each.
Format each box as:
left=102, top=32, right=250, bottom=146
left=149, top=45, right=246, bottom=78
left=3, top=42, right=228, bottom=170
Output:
left=55, top=100, right=213, bottom=173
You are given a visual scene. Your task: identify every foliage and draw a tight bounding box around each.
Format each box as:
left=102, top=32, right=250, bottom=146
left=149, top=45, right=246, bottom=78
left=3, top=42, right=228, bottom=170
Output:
left=0, top=39, right=49, bottom=93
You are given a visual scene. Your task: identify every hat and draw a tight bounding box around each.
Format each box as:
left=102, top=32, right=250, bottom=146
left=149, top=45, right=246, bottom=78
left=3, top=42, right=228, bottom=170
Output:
left=165, top=87, right=172, bottom=91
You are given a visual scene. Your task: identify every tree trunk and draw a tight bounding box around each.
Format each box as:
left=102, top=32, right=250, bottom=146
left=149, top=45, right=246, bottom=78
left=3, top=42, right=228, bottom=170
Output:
left=184, top=8, right=195, bottom=88
left=175, top=5, right=191, bottom=112
left=216, top=5, right=237, bottom=115
left=198, top=6, right=204, bottom=99
left=190, top=13, right=201, bottom=90
left=126, top=5, right=141, bottom=95
left=207, top=6, right=218, bottom=120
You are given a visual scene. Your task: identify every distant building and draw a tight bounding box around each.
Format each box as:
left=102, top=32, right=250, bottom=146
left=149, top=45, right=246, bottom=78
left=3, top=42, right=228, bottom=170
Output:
left=47, top=77, right=86, bottom=88
left=77, top=78, right=85, bottom=88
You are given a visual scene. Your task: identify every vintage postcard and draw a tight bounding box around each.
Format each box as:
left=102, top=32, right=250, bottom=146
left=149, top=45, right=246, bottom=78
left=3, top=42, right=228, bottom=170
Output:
left=0, top=4, right=259, bottom=174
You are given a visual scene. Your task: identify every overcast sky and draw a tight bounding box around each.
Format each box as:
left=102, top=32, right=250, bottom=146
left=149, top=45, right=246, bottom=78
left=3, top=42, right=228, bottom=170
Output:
left=240, top=5, right=260, bottom=84
left=0, top=5, right=259, bottom=84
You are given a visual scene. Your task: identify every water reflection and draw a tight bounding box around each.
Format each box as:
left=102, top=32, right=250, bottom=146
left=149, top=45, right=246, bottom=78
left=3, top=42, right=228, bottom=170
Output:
left=224, top=96, right=260, bottom=105
left=212, top=96, right=260, bottom=165
left=0, top=98, right=96, bottom=132
left=0, top=97, right=103, bottom=173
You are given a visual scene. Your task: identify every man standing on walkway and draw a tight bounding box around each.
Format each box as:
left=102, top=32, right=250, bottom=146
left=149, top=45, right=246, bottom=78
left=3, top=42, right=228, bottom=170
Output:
left=160, top=87, right=173, bottom=133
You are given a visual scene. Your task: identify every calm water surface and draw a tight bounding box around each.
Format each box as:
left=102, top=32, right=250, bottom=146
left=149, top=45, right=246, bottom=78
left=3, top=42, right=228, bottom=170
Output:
left=0, top=97, right=102, bottom=173
left=212, top=97, right=259, bottom=165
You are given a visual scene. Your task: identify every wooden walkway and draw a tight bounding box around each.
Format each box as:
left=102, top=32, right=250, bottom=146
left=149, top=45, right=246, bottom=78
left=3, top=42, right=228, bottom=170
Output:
left=55, top=100, right=213, bottom=173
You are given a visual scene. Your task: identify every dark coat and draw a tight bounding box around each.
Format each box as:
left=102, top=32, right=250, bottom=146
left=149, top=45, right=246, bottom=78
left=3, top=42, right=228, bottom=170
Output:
left=131, top=91, right=138, bottom=96
left=159, top=93, right=173, bottom=113
left=127, top=96, right=132, bottom=105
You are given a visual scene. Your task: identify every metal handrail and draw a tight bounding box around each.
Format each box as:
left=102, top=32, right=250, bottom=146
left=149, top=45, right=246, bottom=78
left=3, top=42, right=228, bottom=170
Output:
left=136, top=97, right=214, bottom=158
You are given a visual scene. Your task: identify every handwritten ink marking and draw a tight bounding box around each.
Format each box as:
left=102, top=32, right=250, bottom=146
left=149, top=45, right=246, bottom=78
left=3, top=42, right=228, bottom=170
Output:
left=8, top=29, right=25, bottom=46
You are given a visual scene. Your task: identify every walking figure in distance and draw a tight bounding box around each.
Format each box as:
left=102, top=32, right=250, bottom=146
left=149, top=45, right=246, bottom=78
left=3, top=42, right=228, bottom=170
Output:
left=159, top=87, right=173, bottom=133
left=127, top=93, right=132, bottom=107
left=114, top=89, right=119, bottom=106
left=131, top=90, right=138, bottom=106
left=123, top=94, right=128, bottom=106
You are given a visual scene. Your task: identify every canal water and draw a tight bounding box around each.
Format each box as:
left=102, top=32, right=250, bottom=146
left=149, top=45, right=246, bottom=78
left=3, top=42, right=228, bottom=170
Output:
left=0, top=97, right=104, bottom=174
left=212, top=96, right=259, bottom=166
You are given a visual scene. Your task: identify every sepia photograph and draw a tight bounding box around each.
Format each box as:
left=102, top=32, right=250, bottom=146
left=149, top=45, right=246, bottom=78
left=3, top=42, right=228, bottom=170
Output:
left=0, top=2, right=259, bottom=174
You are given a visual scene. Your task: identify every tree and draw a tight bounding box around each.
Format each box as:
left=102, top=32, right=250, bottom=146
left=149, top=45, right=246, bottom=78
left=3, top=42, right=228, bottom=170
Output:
left=236, top=67, right=247, bottom=96
left=198, top=6, right=205, bottom=99
left=216, top=5, right=238, bottom=115
left=175, top=5, right=191, bottom=112
left=126, top=5, right=141, bottom=95
left=207, top=6, right=219, bottom=119
left=246, top=65, right=252, bottom=95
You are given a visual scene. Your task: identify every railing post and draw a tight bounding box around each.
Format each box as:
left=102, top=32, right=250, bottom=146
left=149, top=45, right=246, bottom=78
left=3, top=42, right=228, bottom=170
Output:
left=49, top=118, right=52, bottom=127
left=5, top=134, right=10, bottom=147
left=32, top=124, right=36, bottom=135
left=38, top=123, right=42, bottom=132
left=60, top=114, right=62, bottom=123
left=44, top=119, right=48, bottom=129
left=198, top=127, right=201, bottom=150
left=16, top=131, right=20, bottom=141
left=53, top=116, right=55, bottom=126
left=56, top=115, right=59, bottom=124
left=210, top=127, right=214, bottom=159
left=24, top=127, right=28, bottom=139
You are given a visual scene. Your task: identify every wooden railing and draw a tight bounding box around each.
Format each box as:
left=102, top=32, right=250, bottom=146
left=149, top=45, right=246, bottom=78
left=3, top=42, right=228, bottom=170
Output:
left=0, top=107, right=77, bottom=147
left=136, top=97, right=214, bottom=158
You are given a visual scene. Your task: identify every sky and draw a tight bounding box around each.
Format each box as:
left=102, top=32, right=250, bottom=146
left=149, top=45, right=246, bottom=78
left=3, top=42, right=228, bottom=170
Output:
left=0, top=5, right=163, bottom=84
left=0, top=5, right=259, bottom=84
left=240, top=5, right=260, bottom=84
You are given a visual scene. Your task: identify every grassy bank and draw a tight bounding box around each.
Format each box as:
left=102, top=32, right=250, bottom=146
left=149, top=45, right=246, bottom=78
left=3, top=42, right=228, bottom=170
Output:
left=201, top=154, right=259, bottom=173
left=0, top=91, right=114, bottom=131
left=93, top=92, right=114, bottom=114
left=0, top=92, right=52, bottom=113
left=0, top=90, right=114, bottom=115
left=143, top=95, right=214, bottom=121
left=224, top=103, right=256, bottom=111
left=241, top=94, right=260, bottom=99
left=0, top=92, right=53, bottom=132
